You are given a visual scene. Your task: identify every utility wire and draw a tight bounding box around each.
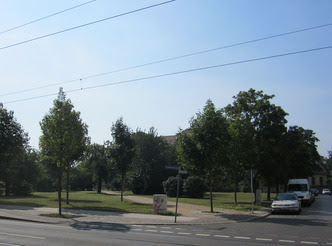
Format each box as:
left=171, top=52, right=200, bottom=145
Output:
left=4, top=45, right=332, bottom=104
left=1, top=22, right=331, bottom=98
left=0, top=0, right=175, bottom=52
left=0, top=0, right=96, bottom=35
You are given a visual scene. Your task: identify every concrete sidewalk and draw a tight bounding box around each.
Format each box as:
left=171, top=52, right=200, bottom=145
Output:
left=0, top=204, right=270, bottom=225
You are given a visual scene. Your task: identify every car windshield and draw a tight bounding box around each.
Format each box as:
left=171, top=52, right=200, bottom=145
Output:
left=288, top=184, right=308, bottom=192
left=275, top=193, right=297, bottom=201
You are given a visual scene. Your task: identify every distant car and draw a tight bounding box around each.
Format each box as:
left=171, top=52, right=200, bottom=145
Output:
left=271, top=193, right=301, bottom=215
left=311, top=188, right=319, bottom=196
left=322, top=188, right=331, bottom=195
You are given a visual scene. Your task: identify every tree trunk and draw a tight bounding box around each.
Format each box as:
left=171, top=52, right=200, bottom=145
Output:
left=209, top=179, right=214, bottom=213
left=58, top=169, right=62, bottom=216
left=97, top=177, right=102, bottom=194
left=66, top=168, right=70, bottom=205
left=4, top=178, right=10, bottom=196
left=121, top=174, right=124, bottom=202
left=234, top=172, right=238, bottom=205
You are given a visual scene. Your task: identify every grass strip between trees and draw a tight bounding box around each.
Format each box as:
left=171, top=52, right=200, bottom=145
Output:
left=0, top=191, right=274, bottom=214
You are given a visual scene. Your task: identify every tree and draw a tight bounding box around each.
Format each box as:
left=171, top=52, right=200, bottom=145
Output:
left=225, top=88, right=288, bottom=200
left=281, top=126, right=320, bottom=181
left=84, top=143, right=109, bottom=193
left=130, top=128, right=175, bottom=194
left=70, top=163, right=94, bottom=191
left=0, top=103, right=30, bottom=196
left=177, top=100, right=230, bottom=212
left=39, top=88, right=88, bottom=215
left=226, top=117, right=256, bottom=204
left=324, top=150, right=332, bottom=187
left=109, top=117, right=134, bottom=201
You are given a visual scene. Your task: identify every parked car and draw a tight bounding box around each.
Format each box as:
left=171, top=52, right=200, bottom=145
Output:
left=322, top=188, right=331, bottom=195
left=311, top=188, right=319, bottom=196
left=271, top=193, right=301, bottom=215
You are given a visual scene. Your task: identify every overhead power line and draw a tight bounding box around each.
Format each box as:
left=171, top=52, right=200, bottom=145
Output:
left=0, top=0, right=175, bottom=52
left=4, top=45, right=332, bottom=105
left=1, top=22, right=331, bottom=98
left=0, top=0, right=96, bottom=35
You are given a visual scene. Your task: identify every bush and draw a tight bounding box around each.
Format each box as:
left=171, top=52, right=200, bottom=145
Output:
left=183, top=176, right=207, bottom=198
left=163, top=176, right=183, bottom=197
left=130, top=176, right=145, bottom=194
left=11, top=181, right=33, bottom=196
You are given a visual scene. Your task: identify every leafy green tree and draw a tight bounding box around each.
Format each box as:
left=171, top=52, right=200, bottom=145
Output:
left=227, top=117, right=256, bottom=204
left=281, top=126, right=320, bottom=182
left=130, top=128, right=175, bottom=194
left=324, top=150, right=332, bottom=186
left=177, top=99, right=230, bottom=212
left=70, top=163, right=94, bottom=191
left=39, top=88, right=88, bottom=215
left=0, top=103, right=29, bottom=196
left=84, top=143, right=110, bottom=193
left=109, top=117, right=134, bottom=201
left=34, top=155, right=58, bottom=192
left=225, top=88, right=288, bottom=200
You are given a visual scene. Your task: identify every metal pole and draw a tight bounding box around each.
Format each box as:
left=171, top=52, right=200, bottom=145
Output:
left=175, top=167, right=181, bottom=223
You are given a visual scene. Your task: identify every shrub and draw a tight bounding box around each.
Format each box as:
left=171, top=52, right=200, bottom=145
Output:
left=11, top=181, right=33, bottom=196
left=163, top=176, right=183, bottom=197
left=130, top=176, right=145, bottom=194
left=183, top=176, right=207, bottom=198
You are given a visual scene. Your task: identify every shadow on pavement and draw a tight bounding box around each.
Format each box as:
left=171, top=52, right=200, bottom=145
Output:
left=249, top=216, right=331, bottom=227
left=70, top=221, right=131, bottom=232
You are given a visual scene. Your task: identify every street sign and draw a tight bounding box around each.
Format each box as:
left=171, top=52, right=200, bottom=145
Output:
left=165, top=166, right=179, bottom=170
left=246, top=169, right=258, bottom=178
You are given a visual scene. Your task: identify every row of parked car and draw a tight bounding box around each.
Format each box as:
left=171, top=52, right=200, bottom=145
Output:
left=311, top=188, right=331, bottom=196
left=271, top=179, right=331, bottom=215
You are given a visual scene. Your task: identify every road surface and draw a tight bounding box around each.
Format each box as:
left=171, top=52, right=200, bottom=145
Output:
left=0, top=195, right=330, bottom=245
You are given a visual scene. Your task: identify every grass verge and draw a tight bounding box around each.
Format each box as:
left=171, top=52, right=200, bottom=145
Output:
left=114, top=190, right=274, bottom=212
left=0, top=191, right=273, bottom=213
left=0, top=191, right=153, bottom=214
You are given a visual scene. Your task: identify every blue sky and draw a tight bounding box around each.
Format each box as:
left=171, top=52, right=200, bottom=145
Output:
left=0, top=0, right=331, bottom=156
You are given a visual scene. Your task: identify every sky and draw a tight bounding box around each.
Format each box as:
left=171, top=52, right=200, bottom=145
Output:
left=0, top=0, right=331, bottom=157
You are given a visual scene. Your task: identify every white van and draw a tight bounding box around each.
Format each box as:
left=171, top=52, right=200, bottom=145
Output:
left=287, top=179, right=314, bottom=206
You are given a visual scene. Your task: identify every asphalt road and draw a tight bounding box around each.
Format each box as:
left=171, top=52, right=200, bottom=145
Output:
left=0, top=195, right=331, bottom=246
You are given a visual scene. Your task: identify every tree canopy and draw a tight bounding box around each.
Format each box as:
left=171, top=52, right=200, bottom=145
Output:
left=177, top=99, right=230, bottom=212
left=130, top=128, right=176, bottom=194
left=39, top=88, right=88, bottom=215
left=0, top=103, right=32, bottom=196
left=109, top=117, right=134, bottom=201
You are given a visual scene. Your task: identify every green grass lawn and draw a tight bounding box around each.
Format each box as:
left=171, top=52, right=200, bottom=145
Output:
left=0, top=191, right=153, bottom=214
left=118, top=190, right=274, bottom=212
left=172, top=192, right=274, bottom=211
left=0, top=190, right=273, bottom=214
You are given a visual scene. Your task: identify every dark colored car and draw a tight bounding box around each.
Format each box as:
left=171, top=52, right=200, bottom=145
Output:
left=311, top=188, right=319, bottom=196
